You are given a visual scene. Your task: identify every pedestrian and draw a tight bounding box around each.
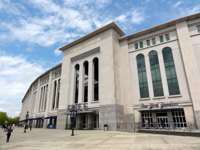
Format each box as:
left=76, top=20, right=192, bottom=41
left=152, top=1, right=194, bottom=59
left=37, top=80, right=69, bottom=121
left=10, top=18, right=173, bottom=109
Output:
left=6, top=125, right=13, bottom=143
left=30, top=124, right=32, bottom=131
left=24, top=124, right=28, bottom=133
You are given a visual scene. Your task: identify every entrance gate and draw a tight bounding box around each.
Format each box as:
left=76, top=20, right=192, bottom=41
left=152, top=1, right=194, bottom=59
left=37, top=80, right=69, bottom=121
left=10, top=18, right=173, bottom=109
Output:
left=156, top=112, right=169, bottom=128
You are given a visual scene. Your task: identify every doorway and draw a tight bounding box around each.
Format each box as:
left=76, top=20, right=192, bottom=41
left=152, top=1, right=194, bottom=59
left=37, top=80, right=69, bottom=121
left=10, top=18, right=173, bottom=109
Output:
left=156, top=112, right=169, bottom=128
left=81, top=114, right=88, bottom=129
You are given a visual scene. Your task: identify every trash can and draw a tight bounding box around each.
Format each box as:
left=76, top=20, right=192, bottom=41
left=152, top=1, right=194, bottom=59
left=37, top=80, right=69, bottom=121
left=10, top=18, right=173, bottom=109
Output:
left=104, top=124, right=108, bottom=131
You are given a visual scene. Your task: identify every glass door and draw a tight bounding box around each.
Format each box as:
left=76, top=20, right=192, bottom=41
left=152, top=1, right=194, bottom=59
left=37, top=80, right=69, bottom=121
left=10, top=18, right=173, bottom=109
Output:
left=82, top=114, right=88, bottom=129
left=157, top=112, right=169, bottom=128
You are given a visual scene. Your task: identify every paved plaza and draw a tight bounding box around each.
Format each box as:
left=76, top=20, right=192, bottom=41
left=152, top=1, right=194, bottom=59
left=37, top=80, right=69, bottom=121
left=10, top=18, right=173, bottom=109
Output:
left=1, top=128, right=200, bottom=150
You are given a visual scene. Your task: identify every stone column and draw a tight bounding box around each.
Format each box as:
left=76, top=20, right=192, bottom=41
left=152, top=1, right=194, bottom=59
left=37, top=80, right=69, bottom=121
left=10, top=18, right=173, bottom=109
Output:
left=145, top=54, right=154, bottom=98
left=88, top=60, right=94, bottom=104
left=57, top=109, right=68, bottom=129
left=176, top=21, right=200, bottom=128
left=158, top=51, right=169, bottom=96
left=69, top=65, right=75, bottom=104
left=78, top=63, right=84, bottom=104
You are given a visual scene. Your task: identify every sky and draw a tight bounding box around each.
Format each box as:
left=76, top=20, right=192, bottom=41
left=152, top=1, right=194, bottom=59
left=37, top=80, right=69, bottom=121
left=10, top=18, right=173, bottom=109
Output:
left=0, top=0, right=200, bottom=117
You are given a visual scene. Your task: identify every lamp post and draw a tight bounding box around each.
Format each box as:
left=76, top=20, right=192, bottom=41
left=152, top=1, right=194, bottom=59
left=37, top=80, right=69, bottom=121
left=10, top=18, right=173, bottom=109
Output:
left=68, top=105, right=77, bottom=136
left=24, top=111, right=29, bottom=133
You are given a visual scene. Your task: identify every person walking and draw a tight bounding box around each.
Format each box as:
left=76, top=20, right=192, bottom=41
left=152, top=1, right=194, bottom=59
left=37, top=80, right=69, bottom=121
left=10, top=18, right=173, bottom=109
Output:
left=24, top=124, right=28, bottom=133
left=6, top=125, right=13, bottom=143
left=29, top=124, right=32, bottom=131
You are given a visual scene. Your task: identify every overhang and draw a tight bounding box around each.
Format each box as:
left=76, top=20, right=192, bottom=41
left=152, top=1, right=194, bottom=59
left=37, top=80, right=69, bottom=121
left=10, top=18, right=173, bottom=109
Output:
left=137, top=106, right=182, bottom=112
left=120, top=13, right=200, bottom=41
left=59, top=22, right=125, bottom=51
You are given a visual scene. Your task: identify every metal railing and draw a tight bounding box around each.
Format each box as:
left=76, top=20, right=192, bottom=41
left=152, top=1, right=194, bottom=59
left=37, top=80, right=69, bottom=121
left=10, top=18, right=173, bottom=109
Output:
left=116, top=122, right=199, bottom=133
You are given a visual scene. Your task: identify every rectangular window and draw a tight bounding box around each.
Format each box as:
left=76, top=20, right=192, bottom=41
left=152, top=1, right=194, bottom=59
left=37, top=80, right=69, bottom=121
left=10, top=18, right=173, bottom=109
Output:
left=151, top=38, right=156, bottom=45
left=159, top=35, right=164, bottom=43
left=141, top=112, right=153, bottom=128
left=172, top=110, right=187, bottom=127
left=135, top=43, right=138, bottom=49
left=165, top=34, right=170, bottom=41
left=197, top=25, right=200, bottom=33
left=146, top=39, right=150, bottom=46
left=139, top=41, right=143, bottom=48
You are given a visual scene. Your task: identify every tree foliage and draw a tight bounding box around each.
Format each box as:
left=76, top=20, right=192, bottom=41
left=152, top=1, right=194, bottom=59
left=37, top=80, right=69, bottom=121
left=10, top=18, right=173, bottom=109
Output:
left=0, top=112, right=20, bottom=126
left=0, top=112, right=8, bottom=125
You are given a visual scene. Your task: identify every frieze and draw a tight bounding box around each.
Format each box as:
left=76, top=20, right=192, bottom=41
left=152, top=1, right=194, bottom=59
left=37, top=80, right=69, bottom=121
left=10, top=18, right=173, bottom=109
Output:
left=71, top=37, right=100, bottom=53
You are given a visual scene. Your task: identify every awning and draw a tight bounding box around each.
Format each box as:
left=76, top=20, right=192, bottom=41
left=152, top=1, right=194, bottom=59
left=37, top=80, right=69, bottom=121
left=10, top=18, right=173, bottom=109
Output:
left=34, top=117, right=44, bottom=119
left=19, top=118, right=34, bottom=122
left=44, top=116, right=57, bottom=119
left=77, top=110, right=95, bottom=114
left=137, top=106, right=182, bottom=112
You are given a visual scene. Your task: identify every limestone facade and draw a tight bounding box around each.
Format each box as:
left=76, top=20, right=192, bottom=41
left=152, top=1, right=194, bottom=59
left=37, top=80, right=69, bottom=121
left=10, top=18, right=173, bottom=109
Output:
left=20, top=13, right=200, bottom=130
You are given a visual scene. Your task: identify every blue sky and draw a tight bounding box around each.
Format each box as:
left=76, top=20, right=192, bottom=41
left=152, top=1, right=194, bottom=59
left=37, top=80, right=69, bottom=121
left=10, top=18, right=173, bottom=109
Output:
left=0, top=0, right=199, bottom=117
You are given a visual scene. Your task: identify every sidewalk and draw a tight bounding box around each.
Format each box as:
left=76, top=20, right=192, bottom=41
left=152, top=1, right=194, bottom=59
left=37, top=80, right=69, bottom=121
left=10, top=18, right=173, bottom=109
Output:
left=1, top=128, right=200, bottom=150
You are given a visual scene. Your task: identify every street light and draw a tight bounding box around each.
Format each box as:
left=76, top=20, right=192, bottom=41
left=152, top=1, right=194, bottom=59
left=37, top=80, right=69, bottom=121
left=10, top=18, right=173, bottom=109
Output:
left=68, top=105, right=77, bottom=136
left=24, top=111, right=29, bottom=133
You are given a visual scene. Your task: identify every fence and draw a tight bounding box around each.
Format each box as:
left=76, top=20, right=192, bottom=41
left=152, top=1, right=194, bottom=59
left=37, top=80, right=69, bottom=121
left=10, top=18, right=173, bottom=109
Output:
left=117, top=122, right=199, bottom=133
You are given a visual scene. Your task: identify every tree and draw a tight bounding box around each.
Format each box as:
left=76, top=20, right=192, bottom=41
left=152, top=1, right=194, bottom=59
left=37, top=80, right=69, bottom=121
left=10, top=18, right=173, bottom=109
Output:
left=8, top=116, right=20, bottom=125
left=0, top=112, right=9, bottom=126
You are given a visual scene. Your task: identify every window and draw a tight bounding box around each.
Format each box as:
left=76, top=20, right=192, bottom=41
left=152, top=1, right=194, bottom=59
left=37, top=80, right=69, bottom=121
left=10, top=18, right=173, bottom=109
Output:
left=162, top=47, right=180, bottom=95
left=83, top=61, right=89, bottom=103
left=149, top=51, right=164, bottom=97
left=136, top=54, right=149, bottom=98
left=151, top=38, right=156, bottom=45
left=165, top=34, right=170, bottom=41
left=141, top=112, right=153, bottom=128
left=93, top=58, right=99, bottom=101
left=56, top=79, right=60, bottom=109
left=159, top=35, right=164, bottom=43
left=52, top=81, right=57, bottom=109
left=146, top=39, right=150, bottom=46
left=135, top=43, right=138, bottom=49
left=139, top=41, right=143, bottom=48
left=172, top=110, right=187, bottom=127
left=197, top=25, right=200, bottom=33
left=74, top=64, right=79, bottom=103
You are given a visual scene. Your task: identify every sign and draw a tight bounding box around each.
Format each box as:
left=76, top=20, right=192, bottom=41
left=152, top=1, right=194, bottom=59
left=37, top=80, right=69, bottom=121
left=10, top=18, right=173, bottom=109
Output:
left=71, top=37, right=101, bottom=53
left=67, top=103, right=88, bottom=112
left=140, top=102, right=178, bottom=110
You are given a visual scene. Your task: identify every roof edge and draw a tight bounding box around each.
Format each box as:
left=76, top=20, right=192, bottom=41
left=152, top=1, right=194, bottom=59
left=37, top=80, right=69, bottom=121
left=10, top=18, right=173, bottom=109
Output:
left=120, top=13, right=200, bottom=41
left=59, top=22, right=125, bottom=51
left=22, top=63, right=62, bottom=103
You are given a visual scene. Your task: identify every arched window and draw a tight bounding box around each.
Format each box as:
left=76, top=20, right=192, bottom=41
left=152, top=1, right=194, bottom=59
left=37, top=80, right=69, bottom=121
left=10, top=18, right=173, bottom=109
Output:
left=83, top=61, right=89, bottom=102
left=56, top=79, right=60, bottom=108
left=136, top=54, right=149, bottom=98
left=39, top=87, right=43, bottom=112
left=52, top=81, right=57, bottom=110
left=44, top=84, right=48, bottom=110
left=93, top=58, right=99, bottom=101
left=149, top=51, right=164, bottom=97
left=162, top=47, right=180, bottom=95
left=74, top=64, right=79, bottom=103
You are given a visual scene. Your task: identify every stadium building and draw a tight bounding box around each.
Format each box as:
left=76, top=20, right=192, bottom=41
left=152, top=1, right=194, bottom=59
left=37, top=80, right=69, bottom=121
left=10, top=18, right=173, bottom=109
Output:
left=20, top=13, right=200, bottom=131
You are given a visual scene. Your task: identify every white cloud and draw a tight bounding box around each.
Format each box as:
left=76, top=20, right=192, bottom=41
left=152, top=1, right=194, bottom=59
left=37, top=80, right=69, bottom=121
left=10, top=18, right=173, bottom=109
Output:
left=54, top=49, right=63, bottom=56
left=115, top=14, right=127, bottom=23
left=184, top=6, right=200, bottom=16
left=0, top=53, right=46, bottom=117
left=115, top=9, right=144, bottom=25
left=130, top=10, right=144, bottom=24
left=173, top=1, right=183, bottom=8
left=0, top=0, right=113, bottom=47
left=171, top=2, right=200, bottom=18
left=0, top=99, right=9, bottom=105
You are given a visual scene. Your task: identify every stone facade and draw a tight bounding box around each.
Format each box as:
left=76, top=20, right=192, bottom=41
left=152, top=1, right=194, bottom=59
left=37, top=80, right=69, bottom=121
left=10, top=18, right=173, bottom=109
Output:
left=20, top=13, right=200, bottom=131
